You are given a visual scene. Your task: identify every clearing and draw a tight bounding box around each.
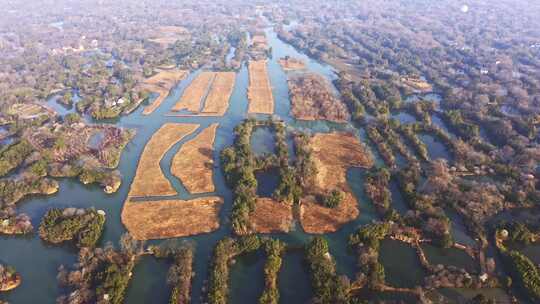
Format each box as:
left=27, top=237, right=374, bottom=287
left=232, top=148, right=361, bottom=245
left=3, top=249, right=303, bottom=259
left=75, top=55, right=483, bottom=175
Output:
left=128, top=123, right=199, bottom=197
left=247, top=60, right=274, bottom=114
left=141, top=69, right=187, bottom=115
left=172, top=123, right=218, bottom=194
left=121, top=197, right=223, bottom=240
left=299, top=132, right=374, bottom=234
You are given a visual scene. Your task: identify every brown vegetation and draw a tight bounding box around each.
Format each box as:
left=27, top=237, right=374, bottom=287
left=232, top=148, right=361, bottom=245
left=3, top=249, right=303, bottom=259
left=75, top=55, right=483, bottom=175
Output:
left=148, top=26, right=190, bottom=47
left=172, top=72, right=235, bottom=116
left=248, top=198, right=293, bottom=234
left=172, top=123, right=218, bottom=194
left=278, top=56, right=306, bottom=71
left=172, top=72, right=215, bottom=112
left=288, top=73, right=350, bottom=122
left=400, top=76, right=433, bottom=93
left=141, top=69, right=187, bottom=115
left=300, top=132, right=373, bottom=234
left=128, top=123, right=199, bottom=197
left=247, top=60, right=274, bottom=114
left=121, top=197, right=223, bottom=240
left=202, top=72, right=236, bottom=115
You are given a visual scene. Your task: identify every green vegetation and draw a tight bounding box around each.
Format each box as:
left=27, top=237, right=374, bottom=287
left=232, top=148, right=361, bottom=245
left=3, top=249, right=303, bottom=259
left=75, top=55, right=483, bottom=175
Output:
left=349, top=222, right=391, bottom=250
left=221, top=119, right=313, bottom=234
left=39, top=208, right=105, bottom=248
left=442, top=110, right=479, bottom=140
left=259, top=239, right=285, bottom=304
left=167, top=247, right=194, bottom=304
left=366, top=125, right=396, bottom=167
left=57, top=234, right=143, bottom=304
left=305, top=237, right=350, bottom=303
left=321, top=189, right=344, bottom=208
left=0, top=140, right=33, bottom=177
left=364, top=167, right=392, bottom=215
left=506, top=250, right=540, bottom=301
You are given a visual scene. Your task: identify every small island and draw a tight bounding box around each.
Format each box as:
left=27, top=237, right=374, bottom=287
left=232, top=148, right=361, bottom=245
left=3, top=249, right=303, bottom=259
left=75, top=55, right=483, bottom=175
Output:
left=0, top=263, right=21, bottom=292
left=278, top=56, right=306, bottom=71
left=39, top=208, right=106, bottom=248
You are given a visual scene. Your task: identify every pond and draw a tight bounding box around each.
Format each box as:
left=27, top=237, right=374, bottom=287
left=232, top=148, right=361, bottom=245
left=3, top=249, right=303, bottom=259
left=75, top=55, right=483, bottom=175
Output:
left=278, top=250, right=312, bottom=304
left=229, top=250, right=266, bottom=303
left=379, top=239, right=426, bottom=288
left=87, top=131, right=105, bottom=149
left=421, top=243, right=477, bottom=273
left=251, top=126, right=276, bottom=156
left=391, top=112, right=417, bottom=124
left=124, top=256, right=171, bottom=303
left=431, top=113, right=456, bottom=139
left=389, top=179, right=409, bottom=215
left=255, top=168, right=280, bottom=197
left=419, top=133, right=451, bottom=161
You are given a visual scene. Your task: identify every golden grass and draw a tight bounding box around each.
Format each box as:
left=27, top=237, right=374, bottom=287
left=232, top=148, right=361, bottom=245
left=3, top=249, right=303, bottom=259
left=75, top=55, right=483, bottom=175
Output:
left=9, top=103, right=49, bottom=118
left=171, top=123, right=218, bottom=194
left=128, top=123, right=199, bottom=197
left=121, top=197, right=223, bottom=240
left=278, top=57, right=306, bottom=71
left=201, top=72, right=236, bottom=115
left=300, top=132, right=374, bottom=234
left=141, top=69, right=187, bottom=115
left=401, top=77, right=433, bottom=92
left=171, top=72, right=235, bottom=116
left=248, top=198, right=293, bottom=234
left=172, top=72, right=215, bottom=112
left=247, top=60, right=274, bottom=114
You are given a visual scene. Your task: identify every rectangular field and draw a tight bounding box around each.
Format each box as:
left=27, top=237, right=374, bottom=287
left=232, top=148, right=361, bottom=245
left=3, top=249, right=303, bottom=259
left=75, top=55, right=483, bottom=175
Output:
left=201, top=72, right=236, bottom=115
left=122, top=197, right=223, bottom=240
left=247, top=60, right=274, bottom=114
left=172, top=72, right=215, bottom=112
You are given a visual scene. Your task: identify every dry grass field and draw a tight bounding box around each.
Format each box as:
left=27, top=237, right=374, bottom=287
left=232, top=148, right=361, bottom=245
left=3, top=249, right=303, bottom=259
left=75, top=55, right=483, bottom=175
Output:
left=141, top=69, right=187, bottom=115
left=247, top=60, right=274, bottom=114
left=172, top=72, right=215, bottom=112
left=128, top=123, right=199, bottom=197
left=299, top=132, right=374, bottom=234
left=201, top=72, right=236, bottom=115
left=171, top=123, right=218, bottom=194
left=278, top=57, right=306, bottom=71
left=121, top=196, right=223, bottom=240
left=247, top=198, right=293, bottom=234
left=171, top=71, right=235, bottom=116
